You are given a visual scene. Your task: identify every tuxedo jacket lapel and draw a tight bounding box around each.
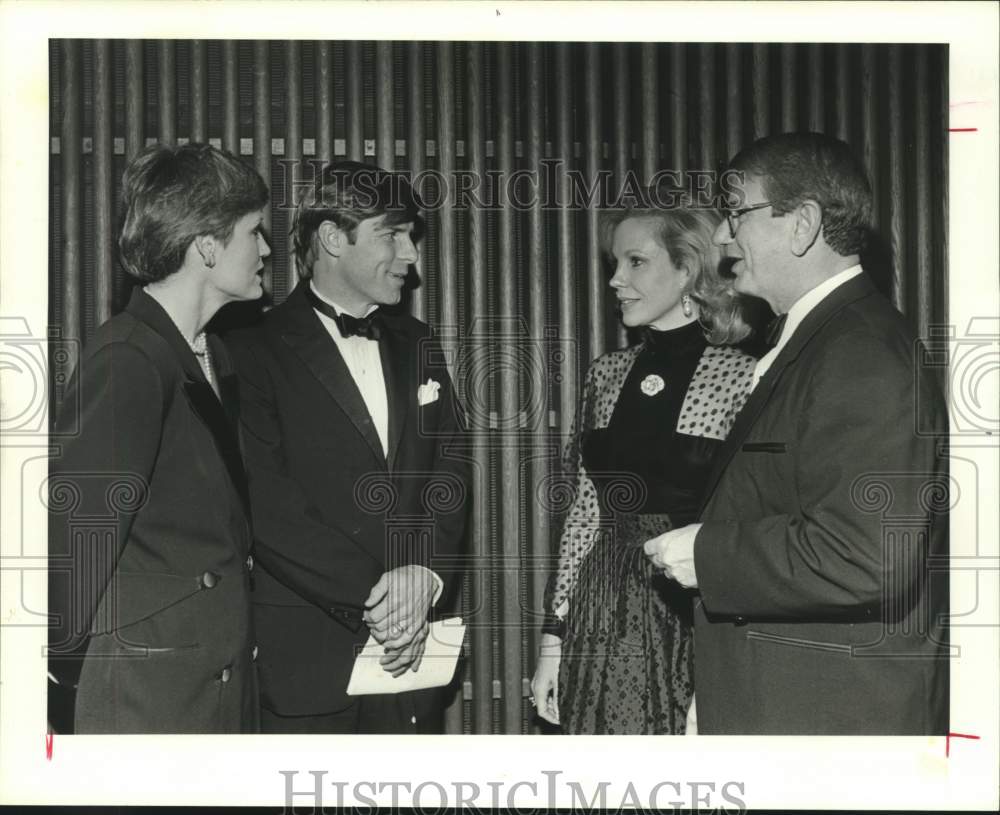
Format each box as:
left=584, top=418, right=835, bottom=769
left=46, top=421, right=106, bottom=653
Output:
left=697, top=273, right=877, bottom=516
left=125, top=289, right=252, bottom=519
left=278, top=285, right=387, bottom=466
left=379, top=318, right=411, bottom=471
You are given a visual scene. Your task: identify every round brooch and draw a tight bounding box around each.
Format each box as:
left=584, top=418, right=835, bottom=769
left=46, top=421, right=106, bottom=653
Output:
left=640, top=374, right=665, bottom=396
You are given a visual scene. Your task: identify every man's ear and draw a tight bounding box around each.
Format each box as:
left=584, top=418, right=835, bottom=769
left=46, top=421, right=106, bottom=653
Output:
left=317, top=221, right=345, bottom=258
left=790, top=200, right=823, bottom=257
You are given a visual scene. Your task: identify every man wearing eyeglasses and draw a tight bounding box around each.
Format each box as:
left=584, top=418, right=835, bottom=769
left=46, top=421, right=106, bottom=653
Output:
left=644, top=132, right=949, bottom=735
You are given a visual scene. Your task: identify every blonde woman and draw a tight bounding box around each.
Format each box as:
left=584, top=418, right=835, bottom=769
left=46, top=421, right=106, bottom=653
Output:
left=531, top=194, right=755, bottom=734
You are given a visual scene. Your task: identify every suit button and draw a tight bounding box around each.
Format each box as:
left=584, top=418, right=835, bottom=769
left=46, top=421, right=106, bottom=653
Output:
left=200, top=571, right=220, bottom=589
left=246, top=554, right=254, bottom=572
left=219, top=666, right=232, bottom=683
left=734, top=616, right=747, bottom=626
left=251, top=645, right=259, bottom=662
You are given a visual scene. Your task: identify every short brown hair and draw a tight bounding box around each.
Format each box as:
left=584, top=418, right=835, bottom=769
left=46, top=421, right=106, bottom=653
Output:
left=291, top=160, right=422, bottom=280
left=117, top=142, right=269, bottom=284
left=729, top=131, right=873, bottom=256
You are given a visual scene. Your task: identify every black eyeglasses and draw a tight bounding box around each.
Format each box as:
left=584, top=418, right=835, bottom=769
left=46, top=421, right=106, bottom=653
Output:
left=724, top=201, right=774, bottom=238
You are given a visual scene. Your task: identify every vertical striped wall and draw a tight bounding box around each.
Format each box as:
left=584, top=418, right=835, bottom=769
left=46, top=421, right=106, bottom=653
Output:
left=49, top=40, right=949, bottom=735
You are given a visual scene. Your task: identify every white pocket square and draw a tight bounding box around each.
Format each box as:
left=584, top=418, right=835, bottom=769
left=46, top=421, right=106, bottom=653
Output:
left=417, top=379, right=441, bottom=406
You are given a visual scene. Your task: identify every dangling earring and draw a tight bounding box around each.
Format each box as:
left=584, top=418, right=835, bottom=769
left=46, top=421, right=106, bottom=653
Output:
left=681, top=294, right=693, bottom=318
left=205, top=252, right=215, bottom=269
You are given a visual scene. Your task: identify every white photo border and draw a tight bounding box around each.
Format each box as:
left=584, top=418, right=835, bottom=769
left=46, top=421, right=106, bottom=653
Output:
left=1, top=1, right=997, bottom=810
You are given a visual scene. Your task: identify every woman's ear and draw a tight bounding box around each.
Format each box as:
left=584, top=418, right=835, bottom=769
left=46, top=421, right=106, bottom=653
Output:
left=317, top=221, right=344, bottom=258
left=193, top=235, right=217, bottom=268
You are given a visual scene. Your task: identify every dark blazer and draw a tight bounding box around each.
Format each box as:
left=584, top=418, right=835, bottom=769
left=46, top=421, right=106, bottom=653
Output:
left=48, top=288, right=258, bottom=734
left=225, top=282, right=469, bottom=716
left=692, top=273, right=949, bottom=735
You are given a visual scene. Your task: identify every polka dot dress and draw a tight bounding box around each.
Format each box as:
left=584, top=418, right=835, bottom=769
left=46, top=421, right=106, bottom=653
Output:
left=543, top=322, right=754, bottom=734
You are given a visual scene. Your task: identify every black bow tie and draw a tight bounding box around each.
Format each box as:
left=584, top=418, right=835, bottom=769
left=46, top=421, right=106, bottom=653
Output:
left=764, top=313, right=787, bottom=348
left=335, top=311, right=382, bottom=340
left=305, top=285, right=382, bottom=341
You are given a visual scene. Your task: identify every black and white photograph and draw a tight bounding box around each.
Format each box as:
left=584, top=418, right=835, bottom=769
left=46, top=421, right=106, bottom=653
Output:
left=1, top=1, right=997, bottom=811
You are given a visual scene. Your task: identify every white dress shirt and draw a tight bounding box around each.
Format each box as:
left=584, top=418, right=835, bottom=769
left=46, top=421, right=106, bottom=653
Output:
left=750, top=264, right=863, bottom=391
left=309, top=282, right=390, bottom=456
left=679, top=264, right=864, bottom=735
left=308, top=282, right=443, bottom=604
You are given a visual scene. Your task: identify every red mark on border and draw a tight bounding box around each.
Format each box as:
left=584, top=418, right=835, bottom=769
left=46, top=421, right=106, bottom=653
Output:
left=949, top=128, right=978, bottom=132
left=45, top=732, right=54, bottom=760
left=946, top=732, right=979, bottom=757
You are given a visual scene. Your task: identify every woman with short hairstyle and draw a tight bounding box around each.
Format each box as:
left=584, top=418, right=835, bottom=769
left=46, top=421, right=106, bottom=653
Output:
left=48, top=142, right=270, bottom=733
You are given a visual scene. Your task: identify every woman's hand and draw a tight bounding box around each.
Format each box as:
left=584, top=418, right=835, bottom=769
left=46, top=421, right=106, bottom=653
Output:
left=530, top=633, right=563, bottom=726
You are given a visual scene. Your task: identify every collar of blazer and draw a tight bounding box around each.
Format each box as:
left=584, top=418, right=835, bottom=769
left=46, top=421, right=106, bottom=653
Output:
left=125, top=287, right=252, bottom=518
left=697, top=272, right=878, bottom=516
left=276, top=282, right=413, bottom=470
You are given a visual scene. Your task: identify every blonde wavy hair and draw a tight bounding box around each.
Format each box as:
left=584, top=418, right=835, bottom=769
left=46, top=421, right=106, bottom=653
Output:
left=599, top=190, right=751, bottom=345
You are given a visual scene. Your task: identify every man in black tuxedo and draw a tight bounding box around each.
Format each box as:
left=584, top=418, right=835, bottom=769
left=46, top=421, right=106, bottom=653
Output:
left=226, top=162, right=469, bottom=733
left=644, top=133, right=949, bottom=734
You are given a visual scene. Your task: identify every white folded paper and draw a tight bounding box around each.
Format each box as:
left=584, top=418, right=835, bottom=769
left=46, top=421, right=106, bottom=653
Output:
left=346, top=617, right=466, bottom=695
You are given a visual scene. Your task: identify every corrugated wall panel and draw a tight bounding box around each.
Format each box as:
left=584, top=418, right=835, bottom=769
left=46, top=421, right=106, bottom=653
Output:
left=460, top=39, right=487, bottom=737
left=157, top=41, right=176, bottom=145
left=222, top=42, right=239, bottom=156
left=48, top=40, right=949, bottom=735
left=58, top=39, right=82, bottom=382
left=345, top=42, right=363, bottom=162
left=189, top=41, right=207, bottom=144
left=524, top=40, right=551, bottom=738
